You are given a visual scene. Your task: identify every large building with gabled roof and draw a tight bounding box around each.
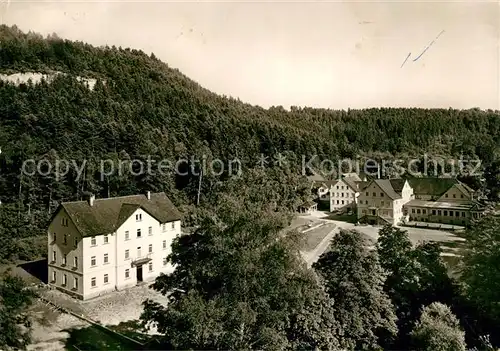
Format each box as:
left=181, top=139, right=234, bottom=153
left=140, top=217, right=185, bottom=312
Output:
left=356, top=176, right=486, bottom=226
left=47, top=191, right=181, bottom=300
left=403, top=178, right=485, bottom=225
left=356, top=179, right=414, bottom=225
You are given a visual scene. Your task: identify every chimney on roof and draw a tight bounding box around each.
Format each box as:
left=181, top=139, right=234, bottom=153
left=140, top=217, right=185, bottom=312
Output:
left=147, top=191, right=151, bottom=200
left=89, top=194, right=95, bottom=206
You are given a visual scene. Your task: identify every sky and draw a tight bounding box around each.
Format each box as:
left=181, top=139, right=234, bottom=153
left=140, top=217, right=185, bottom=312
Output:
left=1, top=0, right=499, bottom=110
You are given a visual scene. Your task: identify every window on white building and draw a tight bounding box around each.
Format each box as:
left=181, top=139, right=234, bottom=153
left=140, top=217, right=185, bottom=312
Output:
left=137, top=247, right=142, bottom=257
left=125, top=269, right=130, bottom=279
left=341, top=200, right=344, bottom=205
left=63, top=274, right=67, bottom=286
left=104, top=253, right=109, bottom=264
left=74, top=256, right=78, bottom=268
left=62, top=254, right=67, bottom=266
left=52, top=251, right=56, bottom=263
left=163, top=257, right=167, bottom=266
left=74, top=277, right=78, bottom=289
left=52, top=271, right=56, bottom=282
left=341, top=193, right=344, bottom=197
left=125, top=231, right=130, bottom=240
left=149, top=244, right=153, bottom=253
left=104, top=274, right=109, bottom=284
left=148, top=226, right=152, bottom=235
left=104, top=234, right=109, bottom=244
left=171, top=222, right=175, bottom=230
left=148, top=262, right=153, bottom=272
left=91, top=236, right=96, bottom=246
left=91, top=277, right=96, bottom=287
left=136, top=213, right=142, bottom=222
left=91, top=256, right=96, bottom=266
left=163, top=240, right=167, bottom=249
left=125, top=250, right=129, bottom=260
left=137, top=229, right=142, bottom=238
left=162, top=224, right=166, bottom=232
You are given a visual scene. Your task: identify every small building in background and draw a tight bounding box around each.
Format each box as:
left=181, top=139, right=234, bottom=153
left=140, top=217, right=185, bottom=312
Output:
left=298, top=200, right=318, bottom=215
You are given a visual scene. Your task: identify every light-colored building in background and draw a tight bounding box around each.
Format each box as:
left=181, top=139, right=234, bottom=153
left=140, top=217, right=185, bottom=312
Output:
left=329, top=173, right=363, bottom=212
left=356, top=177, right=486, bottom=226
left=47, top=191, right=181, bottom=300
left=403, top=179, right=485, bottom=225
left=357, top=179, right=414, bottom=226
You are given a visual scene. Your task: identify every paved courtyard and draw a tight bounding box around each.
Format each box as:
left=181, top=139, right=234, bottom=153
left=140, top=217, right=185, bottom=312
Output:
left=39, top=282, right=169, bottom=332
left=298, top=210, right=465, bottom=248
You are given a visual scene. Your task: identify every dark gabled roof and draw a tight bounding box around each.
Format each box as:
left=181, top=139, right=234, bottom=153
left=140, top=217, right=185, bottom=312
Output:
left=343, top=177, right=360, bottom=192
left=56, top=192, right=181, bottom=237
left=307, top=172, right=326, bottom=183
left=300, top=200, right=318, bottom=208
left=319, top=180, right=337, bottom=188
left=455, top=182, right=476, bottom=197
left=407, top=178, right=460, bottom=197
left=342, top=173, right=362, bottom=182
left=357, top=181, right=371, bottom=191
left=389, top=179, right=406, bottom=193
left=372, top=179, right=403, bottom=200
left=405, top=199, right=481, bottom=210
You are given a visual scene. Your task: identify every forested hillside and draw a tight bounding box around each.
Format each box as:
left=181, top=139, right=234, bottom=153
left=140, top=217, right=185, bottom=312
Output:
left=0, top=24, right=499, bottom=261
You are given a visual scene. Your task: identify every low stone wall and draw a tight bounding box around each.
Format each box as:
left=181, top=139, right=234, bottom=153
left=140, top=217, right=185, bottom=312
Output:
left=35, top=292, right=146, bottom=349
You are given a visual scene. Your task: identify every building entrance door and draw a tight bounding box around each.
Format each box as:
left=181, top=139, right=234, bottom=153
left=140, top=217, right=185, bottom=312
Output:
left=136, top=265, right=143, bottom=282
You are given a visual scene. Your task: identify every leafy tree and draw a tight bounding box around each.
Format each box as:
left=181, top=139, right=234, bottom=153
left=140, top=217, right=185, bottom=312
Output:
left=313, top=229, right=397, bottom=350
left=461, top=215, right=500, bottom=323
left=410, top=302, right=466, bottom=351
left=0, top=272, right=35, bottom=350
left=483, top=158, right=500, bottom=200
left=376, top=225, right=456, bottom=348
left=141, top=207, right=341, bottom=350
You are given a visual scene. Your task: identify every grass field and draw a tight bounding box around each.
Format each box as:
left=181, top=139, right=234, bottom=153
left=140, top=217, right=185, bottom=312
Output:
left=300, top=223, right=336, bottom=252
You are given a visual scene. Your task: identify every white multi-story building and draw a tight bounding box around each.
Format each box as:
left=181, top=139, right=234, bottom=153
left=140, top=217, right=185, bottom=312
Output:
left=329, top=173, right=363, bottom=212
left=357, top=179, right=414, bottom=226
left=47, top=192, right=181, bottom=300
